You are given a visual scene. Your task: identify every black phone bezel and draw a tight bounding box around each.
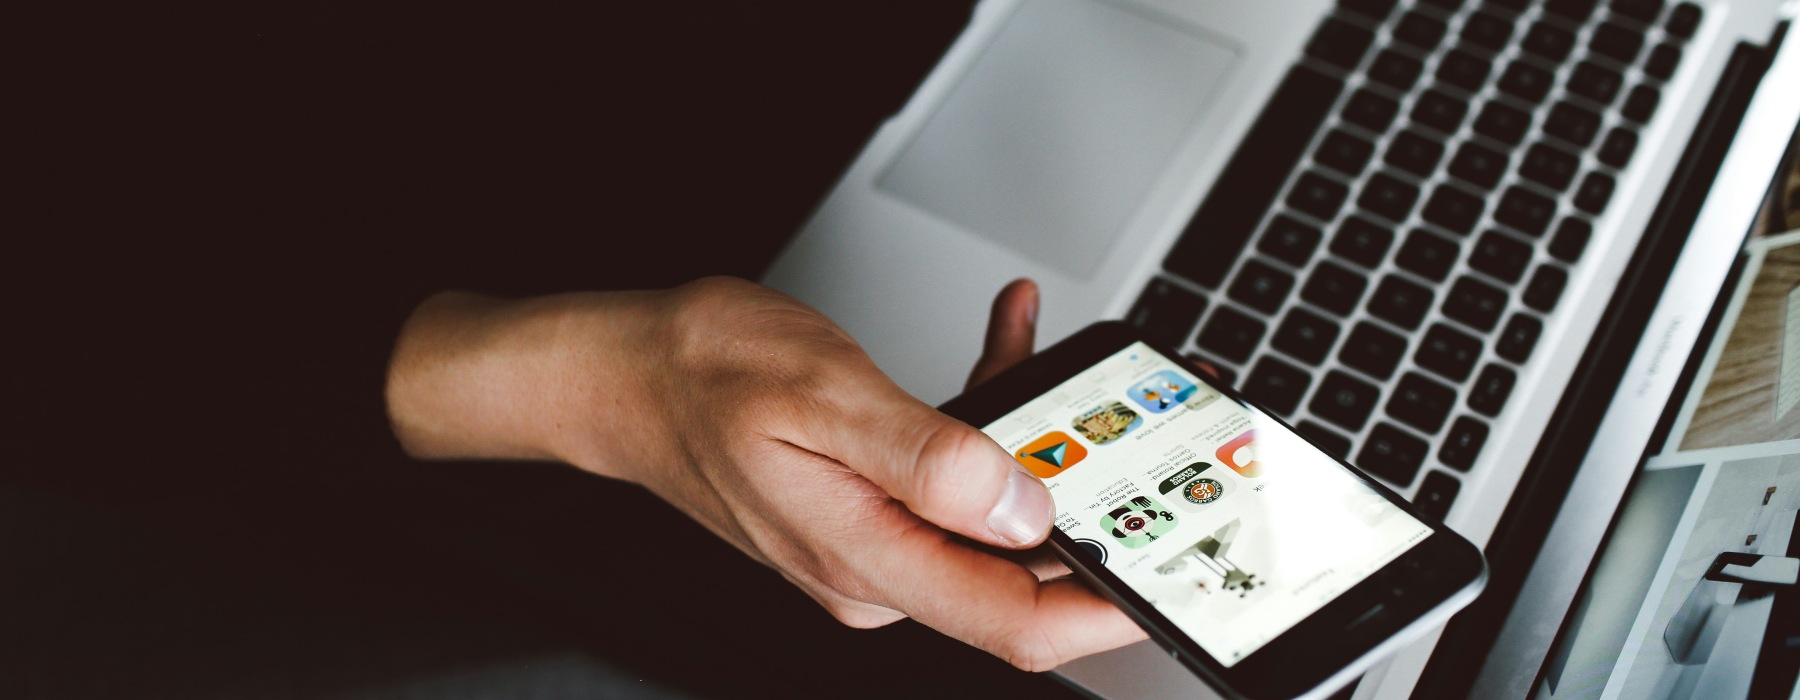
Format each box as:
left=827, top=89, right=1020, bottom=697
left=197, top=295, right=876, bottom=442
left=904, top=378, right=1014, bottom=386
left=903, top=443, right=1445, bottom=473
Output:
left=940, top=321, right=1486, bottom=700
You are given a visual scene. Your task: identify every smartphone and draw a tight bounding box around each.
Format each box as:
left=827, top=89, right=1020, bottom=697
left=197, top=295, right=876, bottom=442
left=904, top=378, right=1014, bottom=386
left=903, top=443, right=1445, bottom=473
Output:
left=940, top=322, right=1486, bottom=700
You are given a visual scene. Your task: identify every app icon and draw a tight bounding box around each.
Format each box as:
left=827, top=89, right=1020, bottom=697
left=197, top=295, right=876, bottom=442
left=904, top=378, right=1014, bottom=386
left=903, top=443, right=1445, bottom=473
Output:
left=1014, top=431, right=1088, bottom=478
left=1072, top=402, right=1143, bottom=445
left=1128, top=370, right=1199, bottom=414
left=1102, top=495, right=1178, bottom=549
left=1158, top=462, right=1227, bottom=511
left=1218, top=431, right=1259, bottom=478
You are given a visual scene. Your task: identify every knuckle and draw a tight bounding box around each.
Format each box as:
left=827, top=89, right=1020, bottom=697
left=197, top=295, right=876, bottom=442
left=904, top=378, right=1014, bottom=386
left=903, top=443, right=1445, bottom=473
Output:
left=908, top=422, right=988, bottom=514
left=999, top=635, right=1065, bottom=673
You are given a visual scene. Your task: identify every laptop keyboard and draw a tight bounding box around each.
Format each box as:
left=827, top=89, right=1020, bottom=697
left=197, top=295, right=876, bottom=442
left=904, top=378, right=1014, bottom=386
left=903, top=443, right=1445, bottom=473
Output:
left=1128, top=0, right=1703, bottom=520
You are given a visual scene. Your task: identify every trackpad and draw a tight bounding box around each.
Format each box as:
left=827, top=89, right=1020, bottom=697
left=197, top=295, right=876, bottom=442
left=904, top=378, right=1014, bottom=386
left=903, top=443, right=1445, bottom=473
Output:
left=878, top=1, right=1236, bottom=279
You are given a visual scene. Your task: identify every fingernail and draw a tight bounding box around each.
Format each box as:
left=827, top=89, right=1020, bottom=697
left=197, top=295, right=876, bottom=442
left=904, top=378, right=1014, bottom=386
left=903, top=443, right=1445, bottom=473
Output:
left=989, top=469, right=1054, bottom=546
left=1025, top=290, right=1039, bottom=325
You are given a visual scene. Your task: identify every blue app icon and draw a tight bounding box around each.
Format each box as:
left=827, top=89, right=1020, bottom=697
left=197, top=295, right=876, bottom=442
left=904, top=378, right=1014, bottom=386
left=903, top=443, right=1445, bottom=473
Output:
left=1128, top=370, right=1198, bottom=414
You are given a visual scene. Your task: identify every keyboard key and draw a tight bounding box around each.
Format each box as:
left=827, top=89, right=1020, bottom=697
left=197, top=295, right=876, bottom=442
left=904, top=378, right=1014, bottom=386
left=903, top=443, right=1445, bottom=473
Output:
left=1370, top=50, right=1425, bottom=91
left=1523, top=264, right=1568, bottom=311
left=1311, top=370, right=1382, bottom=431
left=1303, top=261, right=1369, bottom=316
left=1359, top=172, right=1421, bottom=223
left=1449, top=141, right=1508, bottom=190
left=1496, top=313, right=1543, bottom=363
left=1341, top=321, right=1410, bottom=379
left=1473, top=101, right=1531, bottom=145
left=1397, top=229, right=1461, bottom=281
left=1128, top=278, right=1209, bottom=349
left=1317, top=129, right=1376, bottom=176
left=1185, top=352, right=1238, bottom=387
left=1622, top=84, right=1660, bottom=123
left=1307, top=18, right=1376, bottom=70
left=1437, top=50, right=1492, bottom=92
left=1461, top=12, right=1515, bottom=52
left=1444, top=275, right=1508, bottom=331
left=1388, top=372, right=1457, bottom=434
left=1521, top=142, right=1581, bottom=191
left=1419, top=0, right=1465, bottom=11
left=1469, top=363, right=1516, bottom=416
left=1486, top=0, right=1530, bottom=13
left=1164, top=67, right=1343, bottom=288
left=1395, top=11, right=1449, bottom=51
left=1369, top=274, right=1436, bottom=330
left=1470, top=230, right=1533, bottom=283
left=1298, top=421, right=1353, bottom=460
left=1412, top=89, right=1469, bottom=134
left=1415, top=471, right=1460, bottom=520
left=1590, top=22, right=1645, bottom=65
left=1386, top=131, right=1445, bottom=178
left=1545, top=0, right=1601, bottom=23
left=1496, top=185, right=1556, bottom=236
left=1258, top=215, right=1324, bottom=267
left=1360, top=423, right=1429, bottom=486
left=1440, top=416, right=1489, bottom=470
left=1289, top=171, right=1350, bottom=221
left=1198, top=307, right=1268, bottom=364
left=1611, top=0, right=1665, bottom=24
left=1344, top=89, right=1401, bottom=133
left=1598, top=127, right=1638, bottom=168
left=1422, top=184, right=1485, bottom=234
left=1498, top=61, right=1554, bottom=103
left=1569, top=61, right=1623, bottom=105
left=1341, top=0, right=1399, bottom=21
left=1665, top=2, right=1701, bottom=38
left=1645, top=43, right=1682, bottom=80
left=1272, top=307, right=1342, bottom=365
left=1522, top=22, right=1577, bottom=62
left=1228, top=259, right=1297, bottom=314
left=1243, top=355, right=1312, bottom=416
left=1547, top=217, right=1592, bottom=262
left=1417, top=323, right=1484, bottom=382
left=1331, top=216, right=1396, bottom=269
left=1545, top=101, right=1603, bottom=147
left=1574, top=172, right=1615, bottom=214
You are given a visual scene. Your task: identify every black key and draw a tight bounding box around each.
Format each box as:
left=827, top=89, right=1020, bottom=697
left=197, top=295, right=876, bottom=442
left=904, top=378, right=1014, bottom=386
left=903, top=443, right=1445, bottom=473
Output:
left=1444, top=275, right=1509, bottom=331
left=1423, top=185, right=1485, bottom=234
left=1574, top=172, right=1615, bottom=214
left=1308, top=18, right=1376, bottom=70
left=1469, top=363, right=1517, bottom=416
left=1590, top=23, right=1645, bottom=65
left=1486, top=0, right=1530, bottom=13
left=1291, top=171, right=1350, bottom=221
left=1473, top=101, right=1531, bottom=145
left=1522, top=22, right=1577, bottom=62
left=1611, top=0, right=1665, bottom=24
left=1186, top=353, right=1238, bottom=387
left=1416, top=323, right=1484, bottom=382
left=1386, top=131, right=1444, bottom=178
left=1545, top=101, right=1603, bottom=147
left=1331, top=216, right=1396, bottom=269
left=1388, top=372, right=1457, bottom=434
left=1419, top=0, right=1465, bottom=10
left=1598, top=127, right=1638, bottom=168
left=1496, top=313, right=1542, bottom=363
left=1359, top=172, right=1421, bottom=223
left=1665, top=3, right=1701, bottom=38
left=1412, top=89, right=1469, bottom=134
left=1396, top=229, right=1461, bottom=282
left=1569, top=61, right=1623, bottom=105
left=1370, top=50, right=1425, bottom=91
left=1523, top=264, right=1568, bottom=311
left=1311, top=370, right=1382, bottom=431
left=1470, top=230, right=1533, bottom=283
left=1197, top=307, right=1268, bottom=364
left=1128, top=278, right=1209, bottom=349
left=1548, top=217, right=1592, bottom=262
left=1271, top=307, right=1343, bottom=365
left=1344, top=89, right=1401, bottom=133
left=1461, top=12, right=1515, bottom=52
left=1395, top=12, right=1449, bottom=51
left=1415, top=471, right=1460, bottom=520
left=1645, top=43, right=1682, bottom=81
left=1360, top=423, right=1430, bottom=486
left=1317, top=129, right=1376, bottom=176
left=1341, top=321, right=1410, bottom=379
left=1440, top=417, right=1489, bottom=470
left=1164, top=68, right=1343, bottom=288
left=1369, top=274, right=1435, bottom=330
left=1449, top=141, right=1508, bottom=190
left=1436, top=50, right=1492, bottom=92
left=1520, top=142, right=1581, bottom=190
left=1242, top=355, right=1312, bottom=416
left=1622, top=84, right=1660, bottom=123
left=1259, top=215, right=1324, bottom=267
left=1228, top=259, right=1297, bottom=314
left=1496, top=185, right=1556, bottom=236
left=1545, top=0, right=1601, bottom=23
left=1303, top=261, right=1369, bottom=316
left=1341, top=0, right=1399, bottom=21
left=1498, top=60, right=1554, bottom=103
left=1298, top=421, right=1353, bottom=460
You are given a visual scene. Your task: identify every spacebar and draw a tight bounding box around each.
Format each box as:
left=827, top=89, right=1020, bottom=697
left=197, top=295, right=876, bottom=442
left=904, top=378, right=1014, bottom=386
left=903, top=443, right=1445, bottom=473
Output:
left=1163, top=65, right=1343, bottom=288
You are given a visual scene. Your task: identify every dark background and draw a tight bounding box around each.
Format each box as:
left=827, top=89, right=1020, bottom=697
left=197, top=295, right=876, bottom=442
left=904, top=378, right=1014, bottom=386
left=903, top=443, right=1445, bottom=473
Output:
left=7, top=3, right=1082, bottom=697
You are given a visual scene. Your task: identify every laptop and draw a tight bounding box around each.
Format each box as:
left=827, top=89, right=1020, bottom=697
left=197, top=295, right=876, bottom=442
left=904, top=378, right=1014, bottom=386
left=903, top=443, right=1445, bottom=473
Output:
left=764, top=0, right=1800, bottom=697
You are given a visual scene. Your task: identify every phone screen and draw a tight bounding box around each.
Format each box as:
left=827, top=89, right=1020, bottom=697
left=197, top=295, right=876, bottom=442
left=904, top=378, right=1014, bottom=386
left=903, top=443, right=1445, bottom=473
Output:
left=980, top=342, right=1433, bottom=667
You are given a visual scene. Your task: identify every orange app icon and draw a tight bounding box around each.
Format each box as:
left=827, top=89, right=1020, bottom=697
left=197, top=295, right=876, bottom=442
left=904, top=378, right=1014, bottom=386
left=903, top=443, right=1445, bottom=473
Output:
left=1218, top=431, right=1260, bottom=478
left=1015, top=432, right=1088, bottom=479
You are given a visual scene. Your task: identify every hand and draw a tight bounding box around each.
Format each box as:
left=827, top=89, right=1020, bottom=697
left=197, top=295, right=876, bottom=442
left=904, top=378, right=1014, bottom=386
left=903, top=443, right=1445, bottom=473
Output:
left=385, top=277, right=1146, bottom=671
